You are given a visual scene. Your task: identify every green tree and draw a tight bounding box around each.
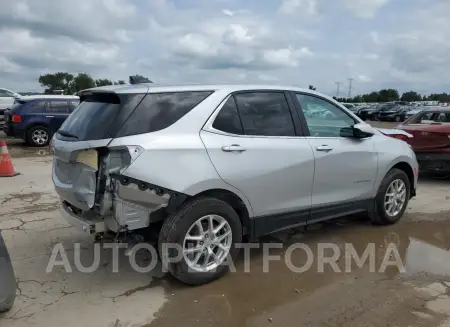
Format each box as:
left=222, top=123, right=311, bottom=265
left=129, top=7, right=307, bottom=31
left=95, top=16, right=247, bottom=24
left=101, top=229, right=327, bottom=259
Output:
left=129, top=75, right=152, bottom=84
left=378, top=89, right=399, bottom=102
left=38, top=72, right=74, bottom=94
left=400, top=91, right=422, bottom=102
left=95, top=79, right=114, bottom=87
left=69, top=73, right=96, bottom=93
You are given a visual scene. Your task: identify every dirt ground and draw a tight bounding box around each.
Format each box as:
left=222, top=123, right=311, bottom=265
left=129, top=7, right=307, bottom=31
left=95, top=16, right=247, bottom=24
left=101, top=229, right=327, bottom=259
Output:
left=2, top=125, right=450, bottom=327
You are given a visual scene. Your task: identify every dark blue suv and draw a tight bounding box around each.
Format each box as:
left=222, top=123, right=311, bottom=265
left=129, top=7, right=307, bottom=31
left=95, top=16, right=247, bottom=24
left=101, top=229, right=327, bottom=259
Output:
left=3, top=96, right=79, bottom=146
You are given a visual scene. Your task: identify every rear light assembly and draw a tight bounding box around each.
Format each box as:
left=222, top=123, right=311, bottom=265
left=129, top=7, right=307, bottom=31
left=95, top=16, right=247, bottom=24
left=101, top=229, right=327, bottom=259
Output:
left=11, top=114, right=22, bottom=123
left=390, top=134, right=409, bottom=141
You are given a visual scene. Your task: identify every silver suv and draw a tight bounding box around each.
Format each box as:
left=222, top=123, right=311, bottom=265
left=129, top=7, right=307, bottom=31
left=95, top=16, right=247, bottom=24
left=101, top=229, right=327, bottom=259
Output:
left=51, top=84, right=418, bottom=285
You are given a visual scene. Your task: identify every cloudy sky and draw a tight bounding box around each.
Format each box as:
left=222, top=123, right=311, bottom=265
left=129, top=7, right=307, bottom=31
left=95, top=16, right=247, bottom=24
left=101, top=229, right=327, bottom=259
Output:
left=1, top=0, right=449, bottom=96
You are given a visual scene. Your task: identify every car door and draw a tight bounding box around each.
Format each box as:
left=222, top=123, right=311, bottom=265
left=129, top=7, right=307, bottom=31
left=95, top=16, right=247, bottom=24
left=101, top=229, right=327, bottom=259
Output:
left=291, top=92, right=378, bottom=221
left=45, top=100, right=71, bottom=135
left=200, top=91, right=315, bottom=237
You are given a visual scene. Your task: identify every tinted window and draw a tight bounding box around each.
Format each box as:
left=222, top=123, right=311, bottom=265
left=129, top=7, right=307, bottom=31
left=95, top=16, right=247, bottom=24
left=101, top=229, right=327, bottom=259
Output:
left=296, top=94, right=355, bottom=137
left=26, top=101, right=46, bottom=114
left=46, top=101, right=70, bottom=113
left=57, top=93, right=145, bottom=141
left=212, top=97, right=244, bottom=135
left=234, top=92, right=295, bottom=137
left=117, top=91, right=213, bottom=137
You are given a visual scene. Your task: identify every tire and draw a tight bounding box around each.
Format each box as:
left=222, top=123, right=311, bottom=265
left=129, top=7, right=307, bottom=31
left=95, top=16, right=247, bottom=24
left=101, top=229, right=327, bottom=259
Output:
left=395, top=116, right=401, bottom=122
left=0, top=233, right=16, bottom=313
left=26, top=125, right=50, bottom=147
left=370, top=168, right=410, bottom=225
left=158, top=197, right=242, bottom=285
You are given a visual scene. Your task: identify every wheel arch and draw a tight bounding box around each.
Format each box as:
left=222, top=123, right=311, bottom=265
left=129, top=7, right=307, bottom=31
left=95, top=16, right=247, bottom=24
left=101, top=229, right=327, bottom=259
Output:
left=390, top=161, right=415, bottom=197
left=191, top=188, right=252, bottom=234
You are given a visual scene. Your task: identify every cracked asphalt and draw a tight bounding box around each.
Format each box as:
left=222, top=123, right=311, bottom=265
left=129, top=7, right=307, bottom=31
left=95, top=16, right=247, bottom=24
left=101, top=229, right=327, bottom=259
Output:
left=2, top=137, right=450, bottom=327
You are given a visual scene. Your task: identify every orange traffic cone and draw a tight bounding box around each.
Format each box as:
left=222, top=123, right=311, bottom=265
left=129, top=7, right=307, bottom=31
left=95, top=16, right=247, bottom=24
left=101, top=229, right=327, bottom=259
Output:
left=0, top=140, right=19, bottom=177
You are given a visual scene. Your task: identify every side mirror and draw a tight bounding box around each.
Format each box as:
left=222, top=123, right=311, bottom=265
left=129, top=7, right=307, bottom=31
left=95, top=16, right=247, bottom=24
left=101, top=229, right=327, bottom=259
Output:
left=340, top=123, right=376, bottom=139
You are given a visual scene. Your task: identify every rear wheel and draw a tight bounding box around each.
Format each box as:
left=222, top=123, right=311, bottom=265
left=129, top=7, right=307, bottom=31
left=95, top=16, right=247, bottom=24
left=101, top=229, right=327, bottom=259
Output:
left=26, top=126, right=49, bottom=147
left=158, top=197, right=242, bottom=285
left=370, top=168, right=410, bottom=225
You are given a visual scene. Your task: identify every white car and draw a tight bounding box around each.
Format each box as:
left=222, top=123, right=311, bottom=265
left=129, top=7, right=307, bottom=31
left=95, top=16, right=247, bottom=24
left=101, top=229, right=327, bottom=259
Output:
left=0, top=88, right=20, bottom=110
left=0, top=88, right=20, bottom=129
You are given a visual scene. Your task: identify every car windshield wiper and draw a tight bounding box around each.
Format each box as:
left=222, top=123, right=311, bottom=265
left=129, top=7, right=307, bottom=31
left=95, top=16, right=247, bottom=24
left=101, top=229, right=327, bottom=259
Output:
left=58, top=130, right=79, bottom=139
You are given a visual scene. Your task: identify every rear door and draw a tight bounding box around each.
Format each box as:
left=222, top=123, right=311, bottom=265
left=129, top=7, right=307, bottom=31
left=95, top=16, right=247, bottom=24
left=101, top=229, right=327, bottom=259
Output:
left=292, top=92, right=378, bottom=220
left=200, top=91, right=315, bottom=237
left=45, top=100, right=71, bottom=135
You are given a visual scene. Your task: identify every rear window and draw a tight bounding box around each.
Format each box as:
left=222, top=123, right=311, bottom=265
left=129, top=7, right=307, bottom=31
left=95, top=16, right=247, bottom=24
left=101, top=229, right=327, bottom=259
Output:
left=56, top=91, right=212, bottom=141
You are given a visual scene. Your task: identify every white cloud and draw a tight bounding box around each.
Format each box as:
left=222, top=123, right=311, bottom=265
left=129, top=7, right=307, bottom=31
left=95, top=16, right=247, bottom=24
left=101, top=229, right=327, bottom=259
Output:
left=0, top=0, right=448, bottom=96
left=344, top=0, right=390, bottom=19
left=279, top=0, right=317, bottom=15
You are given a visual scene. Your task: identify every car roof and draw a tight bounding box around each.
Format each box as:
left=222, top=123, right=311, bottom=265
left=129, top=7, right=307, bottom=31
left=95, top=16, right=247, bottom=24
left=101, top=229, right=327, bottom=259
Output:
left=17, top=95, right=80, bottom=101
left=80, top=83, right=334, bottom=100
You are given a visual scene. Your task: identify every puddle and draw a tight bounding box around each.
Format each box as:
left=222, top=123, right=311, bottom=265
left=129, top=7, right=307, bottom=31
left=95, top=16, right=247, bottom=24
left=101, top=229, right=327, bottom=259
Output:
left=149, top=221, right=450, bottom=327
left=2, top=137, right=50, bottom=158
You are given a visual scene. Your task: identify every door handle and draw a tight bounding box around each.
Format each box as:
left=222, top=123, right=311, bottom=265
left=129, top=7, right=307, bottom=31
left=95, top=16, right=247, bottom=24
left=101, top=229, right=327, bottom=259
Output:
left=316, top=145, right=333, bottom=152
left=221, top=144, right=247, bottom=153
left=46, top=116, right=54, bottom=118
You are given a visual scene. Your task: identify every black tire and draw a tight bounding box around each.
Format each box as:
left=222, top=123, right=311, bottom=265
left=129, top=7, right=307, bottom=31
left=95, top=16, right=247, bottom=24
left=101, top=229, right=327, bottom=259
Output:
left=158, top=197, right=242, bottom=285
left=0, top=233, right=16, bottom=313
left=370, top=168, right=410, bottom=225
left=26, top=125, right=50, bottom=147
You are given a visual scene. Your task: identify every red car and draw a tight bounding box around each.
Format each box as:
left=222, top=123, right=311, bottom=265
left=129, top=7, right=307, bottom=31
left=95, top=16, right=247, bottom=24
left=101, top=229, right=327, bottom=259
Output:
left=397, top=107, right=450, bottom=174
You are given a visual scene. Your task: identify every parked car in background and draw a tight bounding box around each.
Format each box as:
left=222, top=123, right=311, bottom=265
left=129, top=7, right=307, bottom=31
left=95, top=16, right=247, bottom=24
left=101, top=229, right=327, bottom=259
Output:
left=0, top=231, right=16, bottom=313
left=358, top=103, right=400, bottom=121
left=404, top=107, right=426, bottom=120
left=378, top=106, right=411, bottom=122
left=0, top=88, right=21, bottom=129
left=51, top=83, right=418, bottom=285
left=3, top=95, right=79, bottom=146
left=397, top=107, right=450, bottom=174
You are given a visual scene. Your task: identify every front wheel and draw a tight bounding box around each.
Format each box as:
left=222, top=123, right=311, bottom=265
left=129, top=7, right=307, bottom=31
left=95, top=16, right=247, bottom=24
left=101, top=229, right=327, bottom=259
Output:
left=26, top=126, right=50, bottom=147
left=370, top=168, right=410, bottom=225
left=158, top=197, right=242, bottom=285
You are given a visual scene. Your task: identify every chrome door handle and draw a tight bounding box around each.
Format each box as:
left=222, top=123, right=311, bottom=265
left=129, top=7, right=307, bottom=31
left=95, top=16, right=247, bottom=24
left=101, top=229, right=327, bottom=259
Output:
left=316, top=145, right=333, bottom=152
left=221, top=144, right=247, bottom=153
left=46, top=116, right=54, bottom=118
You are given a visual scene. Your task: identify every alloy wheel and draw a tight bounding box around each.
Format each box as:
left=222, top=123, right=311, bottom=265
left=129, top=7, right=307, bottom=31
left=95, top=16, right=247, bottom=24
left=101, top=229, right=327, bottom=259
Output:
left=183, top=215, right=233, bottom=272
left=32, top=129, right=48, bottom=145
left=384, top=179, right=407, bottom=217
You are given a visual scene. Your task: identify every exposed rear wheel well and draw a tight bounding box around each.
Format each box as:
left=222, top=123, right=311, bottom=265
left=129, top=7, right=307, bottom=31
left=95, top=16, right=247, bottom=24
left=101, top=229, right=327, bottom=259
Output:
left=194, top=189, right=251, bottom=234
left=391, top=162, right=415, bottom=196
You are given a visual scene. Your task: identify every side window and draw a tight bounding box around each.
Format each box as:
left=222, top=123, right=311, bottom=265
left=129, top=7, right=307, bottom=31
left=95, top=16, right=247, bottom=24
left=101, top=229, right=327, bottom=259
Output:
left=46, top=101, right=70, bottom=114
left=26, top=101, right=46, bottom=113
left=295, top=94, right=355, bottom=137
left=234, top=92, right=296, bottom=137
left=212, top=97, right=244, bottom=135
left=117, top=91, right=213, bottom=137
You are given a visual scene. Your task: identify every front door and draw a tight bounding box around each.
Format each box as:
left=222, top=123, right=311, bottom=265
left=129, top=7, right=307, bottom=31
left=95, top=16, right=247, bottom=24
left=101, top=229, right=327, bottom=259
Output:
left=292, top=93, right=378, bottom=220
left=201, top=91, right=315, bottom=237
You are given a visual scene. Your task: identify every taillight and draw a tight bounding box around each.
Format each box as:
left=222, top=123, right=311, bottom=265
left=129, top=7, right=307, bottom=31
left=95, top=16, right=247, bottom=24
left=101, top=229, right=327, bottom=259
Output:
left=390, top=134, right=408, bottom=141
left=11, top=114, right=22, bottom=123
